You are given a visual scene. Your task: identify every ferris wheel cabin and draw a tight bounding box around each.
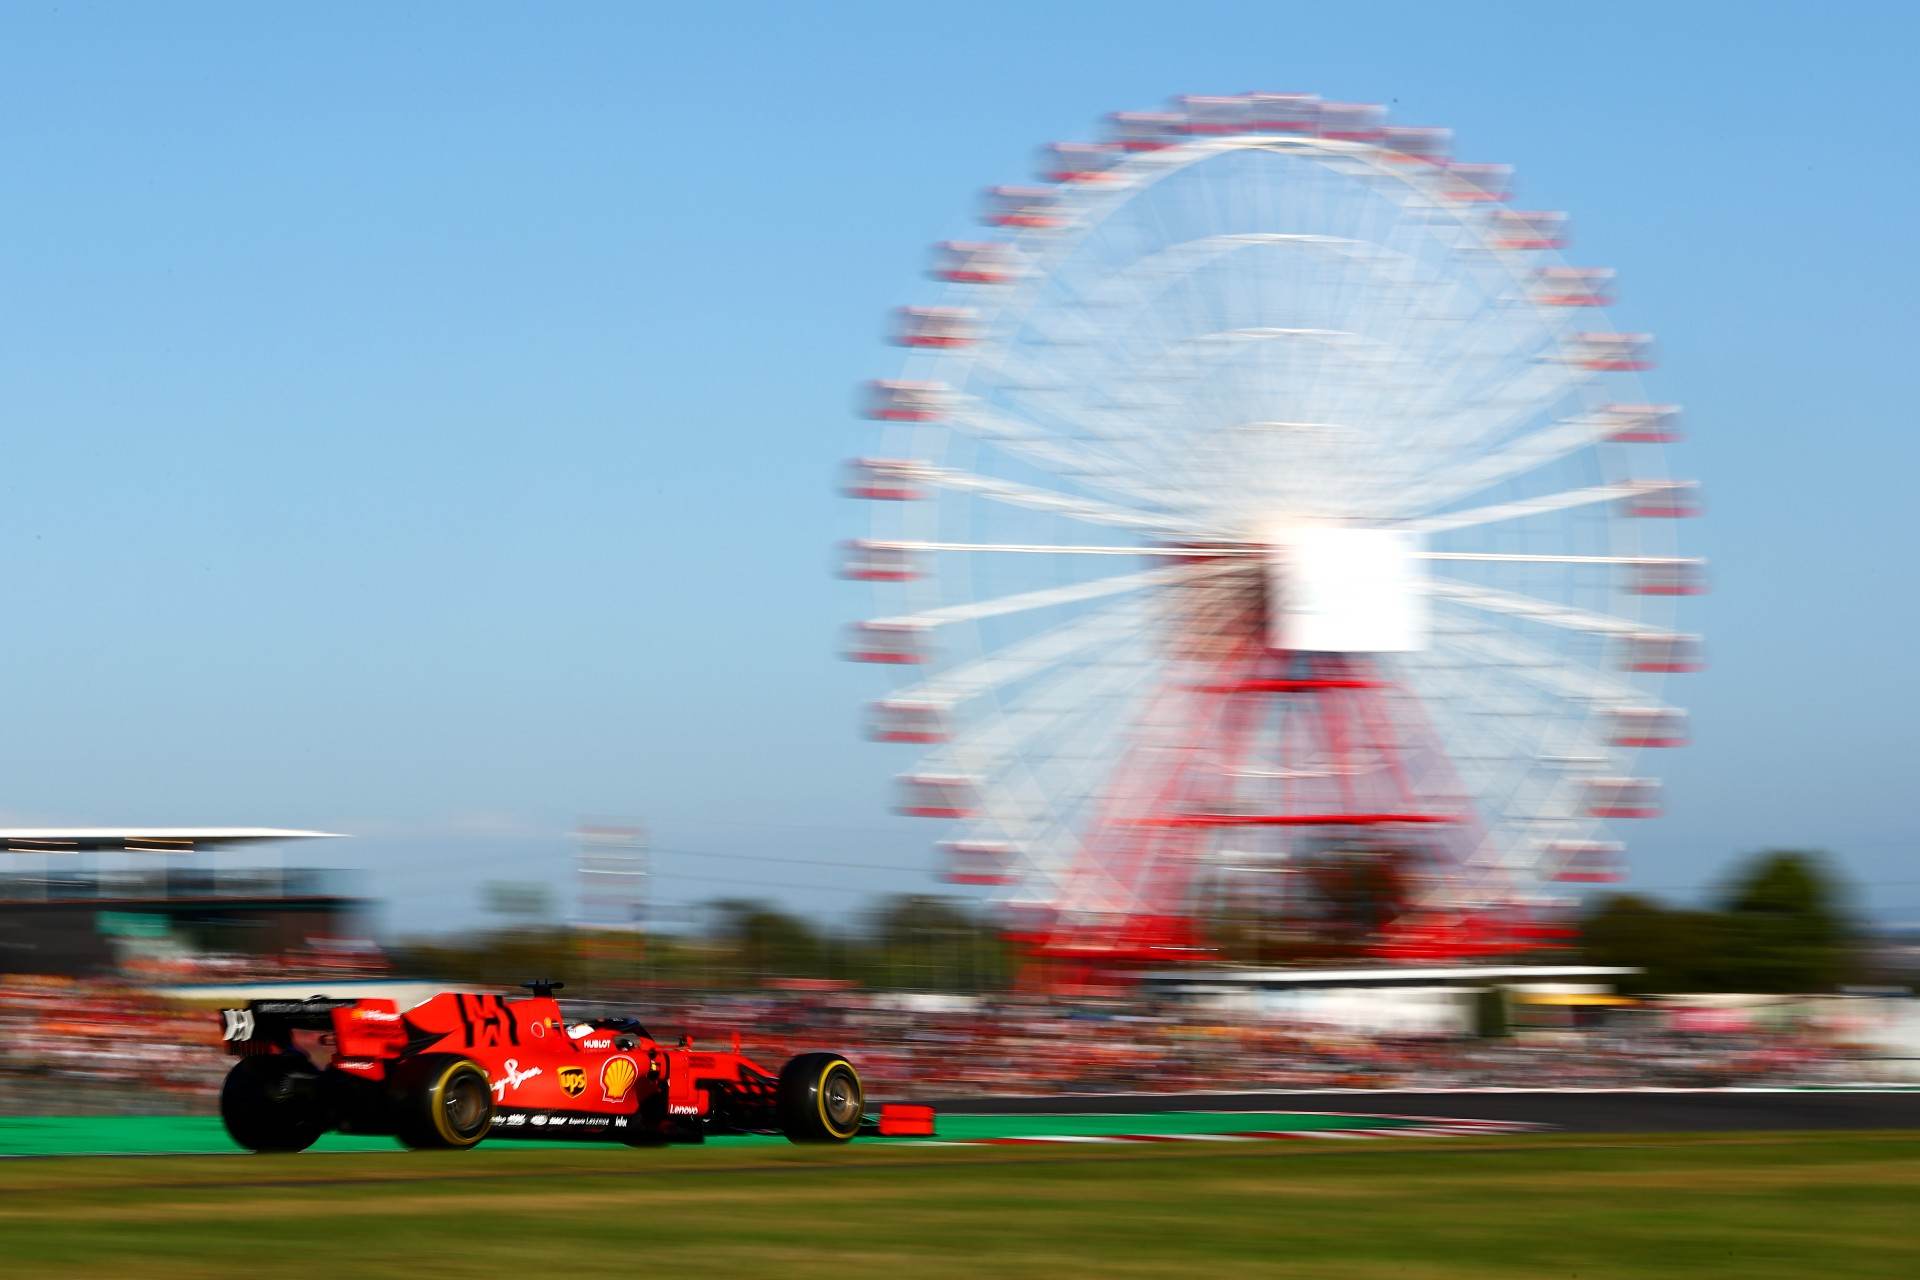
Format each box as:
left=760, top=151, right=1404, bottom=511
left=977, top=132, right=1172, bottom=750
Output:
left=844, top=621, right=929, bottom=665
left=1622, top=481, right=1702, bottom=519
left=1041, top=141, right=1123, bottom=184
left=863, top=380, right=950, bottom=422
left=1105, top=111, right=1185, bottom=151
left=893, top=306, right=979, bottom=347
left=1488, top=210, right=1569, bottom=250
left=1543, top=840, right=1627, bottom=884
left=1602, top=404, right=1683, bottom=444
left=897, top=773, right=977, bottom=820
left=931, top=241, right=1019, bottom=284
left=1315, top=101, right=1388, bottom=141
left=942, top=840, right=1018, bottom=886
left=1380, top=126, right=1452, bottom=164
left=1610, top=707, right=1689, bottom=748
left=1584, top=777, right=1662, bottom=820
left=839, top=540, right=918, bottom=582
left=866, top=698, right=949, bottom=744
left=842, top=458, right=928, bottom=502
left=1623, top=633, right=1704, bottom=673
left=981, top=186, right=1062, bottom=229
left=1535, top=267, right=1616, bottom=307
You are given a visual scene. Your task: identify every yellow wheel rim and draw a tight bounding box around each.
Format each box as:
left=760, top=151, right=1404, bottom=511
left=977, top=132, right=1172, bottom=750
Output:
left=814, top=1059, right=862, bottom=1139
left=430, top=1062, right=489, bottom=1147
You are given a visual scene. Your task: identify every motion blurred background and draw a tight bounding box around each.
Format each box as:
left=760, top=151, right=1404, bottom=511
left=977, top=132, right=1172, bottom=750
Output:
left=1, top=3, right=1917, bottom=1112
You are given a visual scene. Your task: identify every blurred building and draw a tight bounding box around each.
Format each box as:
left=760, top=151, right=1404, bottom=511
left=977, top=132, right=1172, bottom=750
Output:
left=1138, top=964, right=1641, bottom=1035
left=0, top=827, right=357, bottom=976
left=0, top=865, right=368, bottom=977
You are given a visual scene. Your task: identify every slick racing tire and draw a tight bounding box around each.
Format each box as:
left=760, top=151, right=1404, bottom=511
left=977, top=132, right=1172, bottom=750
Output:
left=220, top=1054, right=323, bottom=1153
left=776, top=1052, right=863, bottom=1144
left=393, top=1054, right=494, bottom=1150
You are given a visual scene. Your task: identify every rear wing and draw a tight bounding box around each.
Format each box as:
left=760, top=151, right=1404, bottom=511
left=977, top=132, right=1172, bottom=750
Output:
left=218, top=997, right=405, bottom=1056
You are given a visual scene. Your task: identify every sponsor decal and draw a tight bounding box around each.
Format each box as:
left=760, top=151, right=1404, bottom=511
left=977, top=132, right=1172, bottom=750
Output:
left=600, top=1055, right=639, bottom=1103
left=669, top=1103, right=701, bottom=1116
left=352, top=1008, right=400, bottom=1023
left=530, top=1115, right=548, bottom=1126
left=333, top=1058, right=378, bottom=1071
left=490, top=1058, right=543, bottom=1101
left=613, top=1117, right=627, bottom=1128
left=456, top=994, right=520, bottom=1050
left=505, top=1113, right=527, bottom=1126
left=531, top=1020, right=546, bottom=1039
left=557, top=1065, right=587, bottom=1098
left=219, top=1009, right=255, bottom=1042
left=582, top=1039, right=613, bottom=1050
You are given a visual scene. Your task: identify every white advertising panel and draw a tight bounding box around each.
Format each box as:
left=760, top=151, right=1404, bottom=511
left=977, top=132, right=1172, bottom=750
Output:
left=1269, top=525, right=1428, bottom=652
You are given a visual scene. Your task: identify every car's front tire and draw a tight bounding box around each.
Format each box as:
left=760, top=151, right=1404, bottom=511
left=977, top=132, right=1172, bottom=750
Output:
left=776, top=1052, right=863, bottom=1144
left=220, top=1054, right=323, bottom=1153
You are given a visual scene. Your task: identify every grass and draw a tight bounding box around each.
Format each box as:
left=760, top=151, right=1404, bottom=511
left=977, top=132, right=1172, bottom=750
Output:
left=2, top=1132, right=1915, bottom=1278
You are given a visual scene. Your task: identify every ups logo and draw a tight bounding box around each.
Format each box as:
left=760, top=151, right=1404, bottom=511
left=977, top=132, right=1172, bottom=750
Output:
left=557, top=1065, right=587, bottom=1099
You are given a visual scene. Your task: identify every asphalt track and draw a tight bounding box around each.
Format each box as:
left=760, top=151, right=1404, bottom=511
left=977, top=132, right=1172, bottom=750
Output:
left=4, top=1088, right=1915, bottom=1157
left=930, top=1088, right=1920, bottom=1133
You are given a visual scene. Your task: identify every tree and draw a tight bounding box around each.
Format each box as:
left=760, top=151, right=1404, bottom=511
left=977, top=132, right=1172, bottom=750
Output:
left=1579, top=851, right=1858, bottom=994
left=1284, top=844, right=1422, bottom=960
left=1713, top=850, right=1853, bottom=992
left=1579, top=893, right=1723, bottom=993
left=480, top=881, right=553, bottom=927
left=706, top=899, right=822, bottom=981
left=862, top=894, right=1012, bottom=991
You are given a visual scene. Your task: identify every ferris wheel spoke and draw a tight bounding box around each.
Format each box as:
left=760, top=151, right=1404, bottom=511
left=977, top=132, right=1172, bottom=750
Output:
left=1394, top=409, right=1646, bottom=516
left=869, top=560, right=1235, bottom=631
left=944, top=400, right=1224, bottom=522
left=930, top=638, right=1153, bottom=779
left=898, top=461, right=1194, bottom=536
left=1420, top=551, right=1701, bottom=567
left=1424, top=577, right=1660, bottom=638
left=891, top=595, right=1152, bottom=708
left=945, top=400, right=1169, bottom=503
left=1430, top=620, right=1667, bottom=709
left=1387, top=661, right=1608, bottom=823
left=864, top=540, right=1241, bottom=557
left=963, top=677, right=1173, bottom=901
left=939, top=692, right=1160, bottom=891
left=1412, top=480, right=1693, bottom=535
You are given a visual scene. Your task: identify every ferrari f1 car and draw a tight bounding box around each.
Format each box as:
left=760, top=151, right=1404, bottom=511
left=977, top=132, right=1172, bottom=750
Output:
left=215, top=982, right=930, bottom=1152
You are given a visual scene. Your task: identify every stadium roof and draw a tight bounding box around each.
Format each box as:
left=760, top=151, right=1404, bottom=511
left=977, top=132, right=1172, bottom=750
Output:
left=0, top=828, right=345, bottom=853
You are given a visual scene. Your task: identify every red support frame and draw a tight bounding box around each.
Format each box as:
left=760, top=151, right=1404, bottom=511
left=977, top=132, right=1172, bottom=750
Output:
left=1024, top=644, right=1525, bottom=971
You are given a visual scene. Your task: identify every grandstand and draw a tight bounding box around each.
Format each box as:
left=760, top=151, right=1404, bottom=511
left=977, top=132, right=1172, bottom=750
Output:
left=0, top=828, right=362, bottom=977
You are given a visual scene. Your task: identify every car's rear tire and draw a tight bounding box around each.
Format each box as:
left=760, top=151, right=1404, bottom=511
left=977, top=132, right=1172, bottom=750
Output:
left=393, top=1055, right=494, bottom=1150
left=776, top=1052, right=863, bottom=1144
left=220, top=1054, right=323, bottom=1153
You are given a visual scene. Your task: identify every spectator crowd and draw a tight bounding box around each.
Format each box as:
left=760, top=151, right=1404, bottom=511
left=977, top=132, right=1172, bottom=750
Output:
left=0, top=970, right=1865, bottom=1117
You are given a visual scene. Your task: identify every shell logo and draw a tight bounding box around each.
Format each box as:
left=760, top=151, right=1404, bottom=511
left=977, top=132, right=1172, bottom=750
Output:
left=600, top=1055, right=639, bottom=1102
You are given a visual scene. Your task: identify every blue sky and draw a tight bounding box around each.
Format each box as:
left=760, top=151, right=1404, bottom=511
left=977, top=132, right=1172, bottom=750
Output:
left=1, top=3, right=1914, bottom=932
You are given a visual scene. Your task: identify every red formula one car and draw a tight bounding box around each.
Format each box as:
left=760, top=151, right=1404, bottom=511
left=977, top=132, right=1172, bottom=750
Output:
left=215, top=982, right=929, bottom=1152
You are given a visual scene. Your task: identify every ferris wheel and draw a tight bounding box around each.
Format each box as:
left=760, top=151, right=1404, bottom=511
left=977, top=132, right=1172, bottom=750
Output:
left=841, top=94, right=1702, bottom=963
